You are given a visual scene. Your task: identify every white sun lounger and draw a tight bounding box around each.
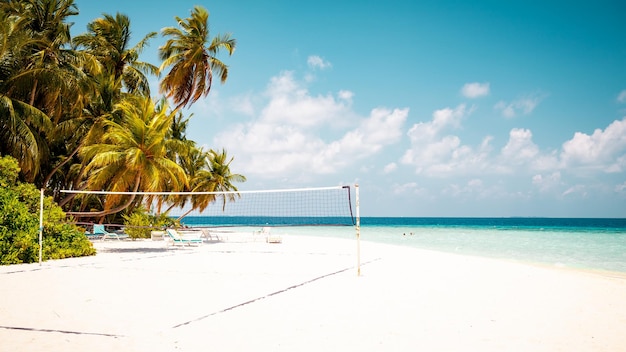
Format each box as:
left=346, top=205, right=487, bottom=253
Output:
left=260, top=227, right=282, bottom=244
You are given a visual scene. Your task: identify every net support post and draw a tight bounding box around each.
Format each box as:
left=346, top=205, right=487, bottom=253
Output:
left=355, top=184, right=361, bottom=276
left=38, top=188, right=44, bottom=266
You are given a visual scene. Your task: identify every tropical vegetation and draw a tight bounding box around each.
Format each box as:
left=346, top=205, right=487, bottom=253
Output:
left=0, top=155, right=95, bottom=264
left=0, top=1, right=245, bottom=263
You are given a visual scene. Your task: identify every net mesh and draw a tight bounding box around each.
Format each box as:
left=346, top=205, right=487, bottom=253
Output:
left=171, top=186, right=355, bottom=227
left=63, top=186, right=355, bottom=228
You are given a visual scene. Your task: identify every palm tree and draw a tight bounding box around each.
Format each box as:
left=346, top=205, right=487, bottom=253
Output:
left=1, top=3, right=247, bottom=221
left=181, top=148, right=246, bottom=219
left=159, top=5, right=236, bottom=110
left=160, top=143, right=207, bottom=216
left=164, top=147, right=246, bottom=220
left=0, top=95, right=52, bottom=181
left=66, top=95, right=188, bottom=218
left=43, top=70, right=116, bottom=194
left=0, top=0, right=97, bottom=186
left=73, top=12, right=158, bottom=97
left=3, top=0, right=84, bottom=122
left=56, top=12, right=158, bottom=204
left=0, top=7, right=55, bottom=181
left=157, top=110, right=201, bottom=214
left=3, top=0, right=77, bottom=43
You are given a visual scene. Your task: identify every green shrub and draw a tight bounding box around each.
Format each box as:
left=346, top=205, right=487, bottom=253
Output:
left=0, top=155, right=95, bottom=265
left=43, top=223, right=96, bottom=259
left=123, top=208, right=179, bottom=239
left=0, top=191, right=39, bottom=264
left=123, top=211, right=152, bottom=239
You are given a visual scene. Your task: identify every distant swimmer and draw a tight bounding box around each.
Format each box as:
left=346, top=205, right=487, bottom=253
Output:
left=403, top=233, right=406, bottom=236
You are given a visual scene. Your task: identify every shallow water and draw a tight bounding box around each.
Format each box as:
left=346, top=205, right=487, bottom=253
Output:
left=184, top=217, right=626, bottom=273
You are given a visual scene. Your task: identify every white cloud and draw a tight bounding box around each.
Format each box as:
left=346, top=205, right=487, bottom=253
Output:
left=326, top=109, right=409, bottom=158
left=392, top=182, right=427, bottom=196
left=206, top=57, right=625, bottom=211
left=461, top=82, right=490, bottom=98
left=187, top=89, right=224, bottom=117
left=441, top=180, right=504, bottom=199
left=500, top=128, right=539, bottom=163
left=496, top=128, right=563, bottom=173
left=399, top=100, right=626, bottom=183
left=562, top=185, right=587, bottom=197
left=494, top=93, right=546, bottom=118
left=307, top=55, right=332, bottom=70
left=261, top=71, right=351, bottom=128
left=532, top=172, right=562, bottom=192
left=229, top=93, right=256, bottom=116
left=405, top=104, right=469, bottom=143
left=400, top=105, right=567, bottom=179
left=607, top=155, right=626, bottom=173
left=560, top=118, right=626, bottom=172
left=338, top=90, right=354, bottom=101
left=468, top=179, right=483, bottom=187
left=213, top=71, right=407, bottom=180
left=401, top=104, right=496, bottom=176
left=383, top=162, right=397, bottom=174
left=617, top=90, right=626, bottom=103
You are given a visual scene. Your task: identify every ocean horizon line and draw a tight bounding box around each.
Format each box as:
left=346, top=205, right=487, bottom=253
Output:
left=179, top=215, right=626, bottom=219
left=178, top=216, right=626, bottom=231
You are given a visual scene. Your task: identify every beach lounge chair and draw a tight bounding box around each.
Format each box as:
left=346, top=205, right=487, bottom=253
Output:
left=166, top=229, right=203, bottom=246
left=262, top=227, right=282, bottom=244
left=85, top=227, right=103, bottom=241
left=196, top=228, right=222, bottom=242
left=94, top=224, right=129, bottom=241
left=254, top=227, right=270, bottom=242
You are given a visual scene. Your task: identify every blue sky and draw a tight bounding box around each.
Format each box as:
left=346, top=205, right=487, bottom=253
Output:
left=73, top=0, right=626, bottom=217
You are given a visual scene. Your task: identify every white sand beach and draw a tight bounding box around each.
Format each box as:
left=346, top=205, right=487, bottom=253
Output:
left=1, top=234, right=625, bottom=351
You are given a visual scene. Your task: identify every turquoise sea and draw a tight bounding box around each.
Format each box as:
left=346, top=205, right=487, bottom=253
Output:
left=181, top=217, right=626, bottom=274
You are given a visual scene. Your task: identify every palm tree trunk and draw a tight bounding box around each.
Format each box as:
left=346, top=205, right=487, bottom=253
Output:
left=29, top=79, right=38, bottom=106
left=58, top=183, right=86, bottom=207
left=176, top=208, right=194, bottom=221
left=65, top=174, right=141, bottom=218
left=42, top=140, right=82, bottom=188
left=163, top=203, right=177, bottom=214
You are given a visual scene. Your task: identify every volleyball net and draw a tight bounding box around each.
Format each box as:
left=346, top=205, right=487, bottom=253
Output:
left=59, top=184, right=362, bottom=274
left=61, top=185, right=356, bottom=228
left=174, top=186, right=355, bottom=227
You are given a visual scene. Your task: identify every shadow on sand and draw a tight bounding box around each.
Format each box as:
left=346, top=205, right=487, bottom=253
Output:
left=97, top=247, right=169, bottom=254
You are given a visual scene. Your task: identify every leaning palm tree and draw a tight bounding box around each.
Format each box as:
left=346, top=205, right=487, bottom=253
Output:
left=159, top=5, right=236, bottom=110
left=66, top=95, right=188, bottom=218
